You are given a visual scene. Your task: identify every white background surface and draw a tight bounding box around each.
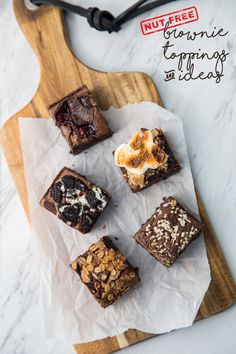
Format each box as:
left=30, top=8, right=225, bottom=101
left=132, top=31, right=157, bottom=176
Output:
left=0, top=0, right=236, bottom=353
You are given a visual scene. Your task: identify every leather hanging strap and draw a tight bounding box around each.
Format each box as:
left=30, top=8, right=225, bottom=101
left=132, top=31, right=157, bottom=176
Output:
left=29, top=0, right=177, bottom=33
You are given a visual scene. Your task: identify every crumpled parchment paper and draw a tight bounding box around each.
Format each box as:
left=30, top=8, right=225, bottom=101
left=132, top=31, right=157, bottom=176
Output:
left=19, top=102, right=211, bottom=343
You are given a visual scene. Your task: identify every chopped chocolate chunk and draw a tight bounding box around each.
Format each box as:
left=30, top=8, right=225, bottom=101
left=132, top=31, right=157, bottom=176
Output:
left=48, top=85, right=113, bottom=155
left=134, top=197, right=203, bottom=267
left=67, top=95, right=93, bottom=124
left=40, top=167, right=111, bottom=234
left=114, top=128, right=181, bottom=192
left=70, top=237, right=140, bottom=308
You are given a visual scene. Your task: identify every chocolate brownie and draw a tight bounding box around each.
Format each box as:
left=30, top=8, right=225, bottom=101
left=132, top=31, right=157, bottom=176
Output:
left=134, top=197, right=203, bottom=267
left=114, top=128, right=181, bottom=192
left=48, top=85, right=112, bottom=154
left=40, top=167, right=111, bottom=234
left=70, top=237, right=140, bottom=308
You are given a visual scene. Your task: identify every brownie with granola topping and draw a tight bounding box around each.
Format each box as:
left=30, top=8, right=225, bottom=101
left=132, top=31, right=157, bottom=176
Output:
left=70, top=237, right=140, bottom=308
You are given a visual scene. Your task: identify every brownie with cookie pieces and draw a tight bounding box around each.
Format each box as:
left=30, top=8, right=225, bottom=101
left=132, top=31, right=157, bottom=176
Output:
left=48, top=85, right=112, bottom=155
left=39, top=167, right=111, bottom=234
left=134, top=197, right=203, bottom=267
left=70, top=237, right=140, bottom=308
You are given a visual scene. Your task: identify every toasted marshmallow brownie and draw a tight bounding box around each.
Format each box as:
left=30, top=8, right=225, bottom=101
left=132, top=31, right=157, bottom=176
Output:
left=114, top=128, right=181, bottom=192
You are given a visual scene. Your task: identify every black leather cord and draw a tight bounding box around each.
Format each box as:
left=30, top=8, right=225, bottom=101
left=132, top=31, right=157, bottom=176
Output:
left=117, top=0, right=178, bottom=24
left=30, top=0, right=177, bottom=33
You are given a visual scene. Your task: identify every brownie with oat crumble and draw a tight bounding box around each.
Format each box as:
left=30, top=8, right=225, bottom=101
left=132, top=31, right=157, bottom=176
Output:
left=70, top=237, right=140, bottom=308
left=134, top=197, right=203, bottom=267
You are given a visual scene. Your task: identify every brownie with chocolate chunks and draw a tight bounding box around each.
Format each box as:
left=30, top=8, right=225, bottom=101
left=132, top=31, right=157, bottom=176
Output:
left=48, top=85, right=112, bottom=154
left=114, top=128, right=181, bottom=192
left=40, top=167, right=111, bottom=234
left=70, top=237, right=140, bottom=308
left=134, top=197, right=203, bottom=267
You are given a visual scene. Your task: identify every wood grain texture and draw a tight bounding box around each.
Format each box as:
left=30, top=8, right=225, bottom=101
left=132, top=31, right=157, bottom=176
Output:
left=0, top=1, right=235, bottom=353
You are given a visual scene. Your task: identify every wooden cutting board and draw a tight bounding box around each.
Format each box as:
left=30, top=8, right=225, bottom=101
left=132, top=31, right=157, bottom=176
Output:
left=1, top=1, right=235, bottom=353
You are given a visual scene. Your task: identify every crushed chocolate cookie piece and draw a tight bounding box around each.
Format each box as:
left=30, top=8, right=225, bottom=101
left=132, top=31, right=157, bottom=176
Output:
left=50, top=182, right=63, bottom=203
left=61, top=204, right=81, bottom=224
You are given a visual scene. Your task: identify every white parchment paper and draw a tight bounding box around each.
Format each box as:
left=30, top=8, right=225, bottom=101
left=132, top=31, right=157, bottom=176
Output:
left=19, top=102, right=211, bottom=343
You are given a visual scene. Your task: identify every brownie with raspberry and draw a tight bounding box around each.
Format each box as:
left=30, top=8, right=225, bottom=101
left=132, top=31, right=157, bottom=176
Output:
left=48, top=85, right=112, bottom=154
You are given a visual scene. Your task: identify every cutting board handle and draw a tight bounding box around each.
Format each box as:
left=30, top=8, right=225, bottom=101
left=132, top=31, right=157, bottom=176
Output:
left=13, top=0, right=89, bottom=97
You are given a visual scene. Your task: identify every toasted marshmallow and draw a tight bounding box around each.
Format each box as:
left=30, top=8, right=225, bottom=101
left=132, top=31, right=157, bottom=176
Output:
left=114, top=128, right=168, bottom=175
left=129, top=129, right=153, bottom=150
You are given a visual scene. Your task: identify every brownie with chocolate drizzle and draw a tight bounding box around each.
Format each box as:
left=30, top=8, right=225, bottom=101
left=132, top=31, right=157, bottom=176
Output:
left=48, top=85, right=112, bottom=155
left=134, top=197, right=203, bottom=267
left=39, top=167, right=111, bottom=234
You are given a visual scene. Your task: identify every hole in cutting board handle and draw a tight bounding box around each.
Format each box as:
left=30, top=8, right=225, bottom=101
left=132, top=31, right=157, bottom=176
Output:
left=24, top=0, right=40, bottom=10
